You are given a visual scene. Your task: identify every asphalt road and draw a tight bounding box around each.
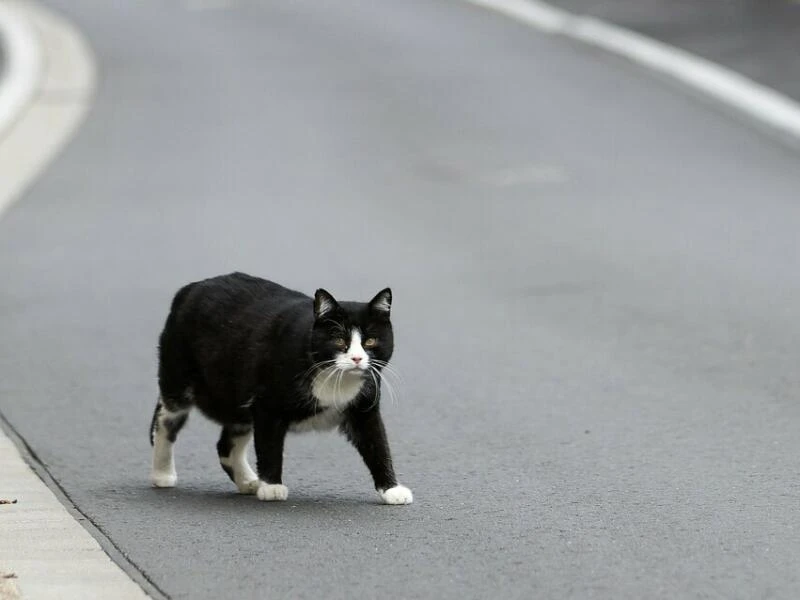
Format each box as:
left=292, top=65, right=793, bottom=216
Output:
left=549, top=0, right=800, bottom=102
left=1, top=1, right=800, bottom=598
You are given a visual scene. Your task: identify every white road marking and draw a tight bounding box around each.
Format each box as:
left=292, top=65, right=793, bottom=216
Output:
left=465, top=0, right=800, bottom=144
left=0, top=3, right=40, bottom=141
left=0, top=1, right=95, bottom=221
left=0, top=2, right=41, bottom=220
left=0, top=3, right=145, bottom=598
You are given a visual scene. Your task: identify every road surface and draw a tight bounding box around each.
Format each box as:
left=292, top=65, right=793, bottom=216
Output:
left=1, top=0, right=799, bottom=598
left=550, top=0, right=800, bottom=102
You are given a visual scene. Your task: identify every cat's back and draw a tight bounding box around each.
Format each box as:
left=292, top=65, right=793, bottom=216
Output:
left=171, top=272, right=308, bottom=328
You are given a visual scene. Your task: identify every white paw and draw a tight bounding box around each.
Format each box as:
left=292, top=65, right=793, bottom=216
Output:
left=256, top=482, right=289, bottom=501
left=379, top=484, right=413, bottom=505
left=236, top=479, right=260, bottom=495
left=151, top=471, right=177, bottom=488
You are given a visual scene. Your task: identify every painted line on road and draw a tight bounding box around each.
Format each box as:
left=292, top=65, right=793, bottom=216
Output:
left=0, top=1, right=93, bottom=221
left=0, top=2, right=156, bottom=599
left=465, top=0, right=800, bottom=145
left=0, top=2, right=41, bottom=161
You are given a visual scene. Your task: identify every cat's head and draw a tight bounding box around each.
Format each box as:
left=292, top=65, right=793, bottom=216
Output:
left=310, top=288, right=394, bottom=375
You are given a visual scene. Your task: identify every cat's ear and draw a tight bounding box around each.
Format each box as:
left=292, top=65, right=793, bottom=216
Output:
left=368, top=288, right=392, bottom=317
left=314, top=289, right=339, bottom=320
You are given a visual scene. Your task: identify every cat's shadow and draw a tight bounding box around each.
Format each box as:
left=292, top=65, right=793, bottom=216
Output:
left=115, top=483, right=386, bottom=514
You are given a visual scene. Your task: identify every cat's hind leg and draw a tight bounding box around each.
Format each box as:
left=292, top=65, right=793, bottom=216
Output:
left=217, top=424, right=259, bottom=494
left=150, top=395, right=191, bottom=488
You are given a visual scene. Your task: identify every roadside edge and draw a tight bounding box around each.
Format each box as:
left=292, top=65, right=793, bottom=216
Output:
left=0, top=2, right=161, bottom=599
left=465, top=0, right=800, bottom=147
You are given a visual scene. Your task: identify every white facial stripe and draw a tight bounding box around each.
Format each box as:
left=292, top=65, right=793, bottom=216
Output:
left=311, top=329, right=371, bottom=406
left=348, top=329, right=368, bottom=366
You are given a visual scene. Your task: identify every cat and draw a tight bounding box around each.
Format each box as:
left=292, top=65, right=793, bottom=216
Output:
left=149, top=272, right=413, bottom=505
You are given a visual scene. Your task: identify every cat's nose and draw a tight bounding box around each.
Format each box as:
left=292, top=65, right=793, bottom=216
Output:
left=351, top=357, right=362, bottom=365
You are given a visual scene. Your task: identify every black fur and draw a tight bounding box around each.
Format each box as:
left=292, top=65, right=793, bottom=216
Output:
left=152, top=272, right=402, bottom=495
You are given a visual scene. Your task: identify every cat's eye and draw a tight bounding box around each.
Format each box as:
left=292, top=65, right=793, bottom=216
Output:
left=363, top=338, right=377, bottom=348
left=333, top=338, right=347, bottom=348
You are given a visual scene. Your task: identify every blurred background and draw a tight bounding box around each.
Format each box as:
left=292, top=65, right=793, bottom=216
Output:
left=1, top=1, right=799, bottom=599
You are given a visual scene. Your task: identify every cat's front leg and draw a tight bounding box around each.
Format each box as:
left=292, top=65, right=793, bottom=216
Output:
left=342, top=407, right=413, bottom=505
left=252, top=413, right=290, bottom=501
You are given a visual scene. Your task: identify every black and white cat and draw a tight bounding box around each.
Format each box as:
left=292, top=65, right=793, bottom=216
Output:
left=149, top=272, right=412, bottom=505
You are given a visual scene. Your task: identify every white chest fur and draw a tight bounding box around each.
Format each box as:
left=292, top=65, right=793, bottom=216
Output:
left=289, top=409, right=345, bottom=433
left=292, top=369, right=365, bottom=434
left=310, top=370, right=365, bottom=409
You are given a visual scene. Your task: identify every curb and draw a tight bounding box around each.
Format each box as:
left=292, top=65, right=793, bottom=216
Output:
left=465, top=0, right=800, bottom=147
left=0, top=2, right=151, bottom=599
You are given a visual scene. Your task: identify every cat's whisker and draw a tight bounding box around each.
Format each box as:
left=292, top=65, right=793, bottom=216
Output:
left=318, top=366, right=340, bottom=393
left=300, top=360, right=337, bottom=385
left=310, top=365, right=333, bottom=413
left=336, top=369, right=348, bottom=412
left=371, top=360, right=404, bottom=383
left=366, top=368, right=380, bottom=412
left=380, top=370, right=400, bottom=407
left=305, top=360, right=335, bottom=376
left=367, top=366, right=397, bottom=408
left=375, top=365, right=402, bottom=383
left=333, top=369, right=342, bottom=412
left=376, top=369, right=402, bottom=391
left=370, top=362, right=402, bottom=402
left=311, top=365, right=340, bottom=410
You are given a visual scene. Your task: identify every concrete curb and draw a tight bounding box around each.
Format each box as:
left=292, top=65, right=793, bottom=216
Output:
left=0, top=2, right=150, bottom=599
left=465, top=0, right=800, bottom=147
